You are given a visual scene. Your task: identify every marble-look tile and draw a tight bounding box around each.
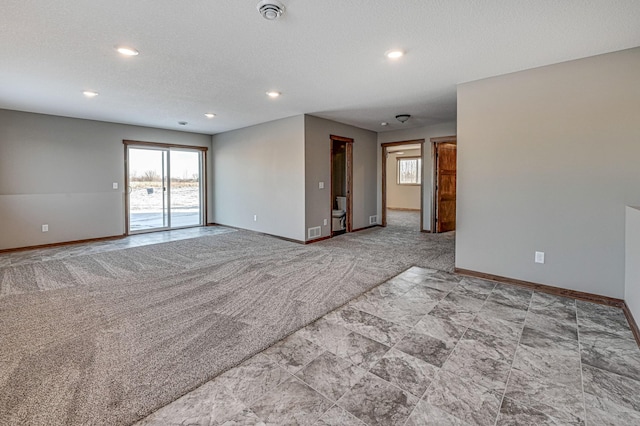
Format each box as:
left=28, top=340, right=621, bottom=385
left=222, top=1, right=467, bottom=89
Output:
left=496, top=397, right=584, bottom=426
left=412, top=313, right=468, bottom=345
left=217, top=408, right=266, bottom=425
left=314, top=405, right=365, bottom=426
left=296, top=316, right=353, bottom=353
left=504, top=368, right=585, bottom=422
left=335, top=306, right=410, bottom=346
left=216, top=354, right=290, bottom=406
left=442, top=329, right=516, bottom=392
left=442, top=291, right=487, bottom=311
left=329, top=331, right=390, bottom=370
left=402, top=284, right=449, bottom=304
left=579, top=329, right=640, bottom=381
left=487, top=285, right=532, bottom=310
left=512, top=341, right=582, bottom=389
left=452, top=277, right=496, bottom=300
left=136, top=379, right=247, bottom=426
left=428, top=298, right=480, bottom=328
left=337, top=372, right=418, bottom=426
left=424, top=370, right=502, bottom=426
left=369, top=348, right=438, bottom=397
left=469, top=301, right=526, bottom=341
left=529, top=292, right=576, bottom=320
left=295, top=351, right=366, bottom=402
left=405, top=399, right=469, bottom=426
left=373, top=276, right=416, bottom=297
left=525, top=311, right=578, bottom=341
left=350, top=292, right=436, bottom=328
left=577, top=301, right=635, bottom=339
left=583, top=390, right=640, bottom=426
left=249, top=377, right=333, bottom=426
left=263, top=332, right=324, bottom=374
left=582, top=363, right=640, bottom=413
left=395, top=330, right=455, bottom=368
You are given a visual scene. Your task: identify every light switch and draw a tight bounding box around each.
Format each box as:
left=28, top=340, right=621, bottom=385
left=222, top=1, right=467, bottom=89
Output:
left=319, top=182, right=325, bottom=189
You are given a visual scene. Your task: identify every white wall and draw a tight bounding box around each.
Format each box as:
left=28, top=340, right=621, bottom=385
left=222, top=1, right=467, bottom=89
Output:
left=456, top=47, right=640, bottom=299
left=386, top=149, right=421, bottom=210
left=377, top=122, right=457, bottom=231
left=211, top=115, right=306, bottom=241
left=626, top=207, right=640, bottom=320
left=0, top=109, right=211, bottom=250
left=304, top=115, right=379, bottom=240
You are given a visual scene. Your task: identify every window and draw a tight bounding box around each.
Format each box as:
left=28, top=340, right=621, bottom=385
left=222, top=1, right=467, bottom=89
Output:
left=397, top=157, right=421, bottom=185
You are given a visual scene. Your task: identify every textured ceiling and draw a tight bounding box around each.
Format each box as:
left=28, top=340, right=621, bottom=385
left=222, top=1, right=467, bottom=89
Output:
left=1, top=0, right=639, bottom=134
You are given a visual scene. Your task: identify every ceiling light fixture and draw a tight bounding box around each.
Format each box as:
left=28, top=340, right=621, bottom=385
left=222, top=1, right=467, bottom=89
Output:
left=266, top=91, right=281, bottom=98
left=204, top=113, right=216, bottom=118
left=385, top=49, right=405, bottom=59
left=257, top=0, right=285, bottom=20
left=116, top=46, right=139, bottom=56
left=83, top=90, right=99, bottom=98
left=395, top=114, right=411, bottom=123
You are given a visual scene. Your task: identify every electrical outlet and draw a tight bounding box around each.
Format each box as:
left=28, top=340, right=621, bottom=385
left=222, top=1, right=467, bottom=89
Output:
left=112, top=182, right=118, bottom=189
left=535, top=251, right=545, bottom=264
left=323, top=219, right=328, bottom=226
left=253, top=215, right=257, bottom=222
left=42, top=224, right=49, bottom=232
left=319, top=182, right=324, bottom=189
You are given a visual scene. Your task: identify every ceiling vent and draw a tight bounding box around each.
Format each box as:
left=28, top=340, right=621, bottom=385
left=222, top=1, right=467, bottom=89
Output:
left=257, top=0, right=285, bottom=20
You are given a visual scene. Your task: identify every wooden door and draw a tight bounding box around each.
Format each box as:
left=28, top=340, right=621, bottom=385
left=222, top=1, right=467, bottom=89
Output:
left=435, top=143, right=457, bottom=232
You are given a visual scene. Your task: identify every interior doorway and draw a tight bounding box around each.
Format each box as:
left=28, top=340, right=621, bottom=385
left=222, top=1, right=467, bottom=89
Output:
left=381, top=140, right=425, bottom=230
left=124, top=141, right=207, bottom=234
left=431, top=136, right=457, bottom=233
left=330, top=135, right=353, bottom=236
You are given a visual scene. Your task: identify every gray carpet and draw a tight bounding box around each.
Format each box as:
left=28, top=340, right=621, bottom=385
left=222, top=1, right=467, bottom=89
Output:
left=0, top=220, right=454, bottom=425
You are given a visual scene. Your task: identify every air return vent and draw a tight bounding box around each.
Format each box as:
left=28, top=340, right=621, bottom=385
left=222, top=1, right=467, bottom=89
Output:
left=308, top=226, right=321, bottom=239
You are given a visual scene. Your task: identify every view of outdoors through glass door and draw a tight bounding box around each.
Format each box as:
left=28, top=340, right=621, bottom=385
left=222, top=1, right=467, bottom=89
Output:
left=127, top=146, right=203, bottom=233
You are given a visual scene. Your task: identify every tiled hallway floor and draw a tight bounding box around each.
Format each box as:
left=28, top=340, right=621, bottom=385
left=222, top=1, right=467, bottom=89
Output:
left=137, top=267, right=640, bottom=426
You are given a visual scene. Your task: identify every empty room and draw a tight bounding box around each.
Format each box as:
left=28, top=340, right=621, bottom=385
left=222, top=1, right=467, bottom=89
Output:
left=1, top=1, right=640, bottom=425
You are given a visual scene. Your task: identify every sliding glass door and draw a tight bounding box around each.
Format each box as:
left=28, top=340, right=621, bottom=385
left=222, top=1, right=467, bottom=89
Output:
left=126, top=145, right=204, bottom=234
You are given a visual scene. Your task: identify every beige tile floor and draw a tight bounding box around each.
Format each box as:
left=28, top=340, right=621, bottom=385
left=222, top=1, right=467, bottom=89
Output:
left=135, top=267, right=640, bottom=426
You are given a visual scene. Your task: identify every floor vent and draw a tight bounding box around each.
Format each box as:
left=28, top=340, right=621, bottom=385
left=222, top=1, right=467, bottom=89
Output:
left=308, top=226, right=321, bottom=239
left=369, top=215, right=378, bottom=225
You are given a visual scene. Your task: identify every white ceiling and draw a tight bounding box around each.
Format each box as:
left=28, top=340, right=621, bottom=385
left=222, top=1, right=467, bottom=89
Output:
left=1, top=1, right=639, bottom=135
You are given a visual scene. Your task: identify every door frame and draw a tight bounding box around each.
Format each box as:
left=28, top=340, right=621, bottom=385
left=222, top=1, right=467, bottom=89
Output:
left=430, top=135, right=457, bottom=233
left=123, top=140, right=208, bottom=235
left=330, top=135, right=353, bottom=233
left=381, top=139, right=425, bottom=230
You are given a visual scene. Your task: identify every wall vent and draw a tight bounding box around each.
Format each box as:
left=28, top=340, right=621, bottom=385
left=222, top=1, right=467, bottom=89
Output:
left=308, top=226, right=321, bottom=239
left=369, top=215, right=378, bottom=225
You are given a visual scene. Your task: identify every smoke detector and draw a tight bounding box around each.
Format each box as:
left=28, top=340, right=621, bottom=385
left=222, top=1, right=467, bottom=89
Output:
left=257, top=0, right=285, bottom=20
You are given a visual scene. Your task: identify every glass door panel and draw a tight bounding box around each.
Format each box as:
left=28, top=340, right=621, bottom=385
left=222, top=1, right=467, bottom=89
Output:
left=169, top=150, right=202, bottom=228
left=128, top=147, right=168, bottom=232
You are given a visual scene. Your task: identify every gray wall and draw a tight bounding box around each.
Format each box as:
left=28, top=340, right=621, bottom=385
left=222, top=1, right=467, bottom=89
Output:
left=626, top=207, right=640, bottom=320
left=456, top=47, right=640, bottom=299
left=211, top=115, right=306, bottom=241
left=386, top=149, right=421, bottom=210
left=0, top=109, right=211, bottom=250
left=305, top=115, right=378, bottom=240
left=377, top=122, right=457, bottom=231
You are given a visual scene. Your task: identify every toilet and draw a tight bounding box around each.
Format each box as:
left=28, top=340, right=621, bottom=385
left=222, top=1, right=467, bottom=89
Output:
left=332, top=196, right=347, bottom=230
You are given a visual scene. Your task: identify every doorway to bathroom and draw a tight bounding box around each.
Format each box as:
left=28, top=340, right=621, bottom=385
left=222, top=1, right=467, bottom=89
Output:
left=330, top=135, right=353, bottom=236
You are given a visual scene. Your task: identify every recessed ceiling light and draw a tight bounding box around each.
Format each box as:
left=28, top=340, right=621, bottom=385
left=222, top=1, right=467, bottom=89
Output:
left=82, top=90, right=99, bottom=98
left=204, top=113, right=216, bottom=118
left=385, top=49, right=405, bottom=59
left=116, top=46, right=139, bottom=56
left=381, top=122, right=388, bottom=126
left=266, top=91, right=281, bottom=98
